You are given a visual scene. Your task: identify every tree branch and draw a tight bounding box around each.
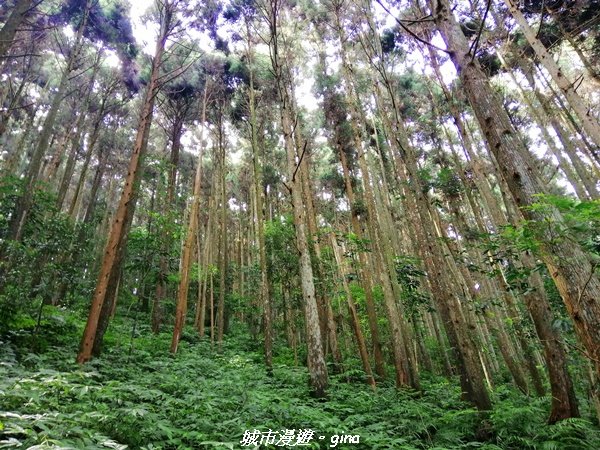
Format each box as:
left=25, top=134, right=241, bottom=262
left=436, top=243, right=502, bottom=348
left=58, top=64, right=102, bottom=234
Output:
left=469, top=0, right=492, bottom=61
left=292, top=140, right=308, bottom=183
left=375, top=0, right=452, bottom=54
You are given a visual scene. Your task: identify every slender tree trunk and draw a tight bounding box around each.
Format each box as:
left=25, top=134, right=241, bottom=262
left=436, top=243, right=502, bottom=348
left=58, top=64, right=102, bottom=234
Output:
left=68, top=114, right=102, bottom=217
left=196, top=207, right=212, bottom=337
left=502, top=0, right=600, bottom=148
left=210, top=271, right=214, bottom=348
left=1, top=109, right=35, bottom=176
left=265, top=0, right=328, bottom=397
left=167, top=120, right=183, bottom=205
left=8, top=0, right=91, bottom=241
left=564, top=34, right=600, bottom=83
left=82, top=145, right=108, bottom=225
left=56, top=119, right=87, bottom=210
left=331, top=234, right=376, bottom=388
left=92, top=174, right=159, bottom=356
left=328, top=91, right=386, bottom=378
left=434, top=0, right=587, bottom=420
left=0, top=0, right=33, bottom=61
left=298, top=148, right=343, bottom=372
left=91, top=248, right=125, bottom=356
left=171, top=86, right=208, bottom=354
left=193, top=228, right=206, bottom=335
left=43, top=131, right=71, bottom=183
left=246, top=27, right=273, bottom=373
left=216, top=129, right=228, bottom=349
left=77, top=3, right=173, bottom=363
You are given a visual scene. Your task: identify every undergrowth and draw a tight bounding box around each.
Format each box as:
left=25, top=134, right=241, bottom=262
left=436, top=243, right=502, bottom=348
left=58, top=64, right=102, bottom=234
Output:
left=0, top=309, right=599, bottom=449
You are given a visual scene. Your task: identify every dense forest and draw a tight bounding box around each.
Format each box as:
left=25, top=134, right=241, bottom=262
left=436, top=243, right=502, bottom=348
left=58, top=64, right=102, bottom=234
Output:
left=1, top=0, right=600, bottom=448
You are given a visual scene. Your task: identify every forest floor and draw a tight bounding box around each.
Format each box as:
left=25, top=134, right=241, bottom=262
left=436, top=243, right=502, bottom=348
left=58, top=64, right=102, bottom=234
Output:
left=1, top=308, right=599, bottom=450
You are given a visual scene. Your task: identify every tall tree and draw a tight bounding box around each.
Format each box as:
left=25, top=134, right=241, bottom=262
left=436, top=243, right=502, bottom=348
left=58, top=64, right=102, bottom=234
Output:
left=77, top=0, right=183, bottom=363
left=261, top=0, right=329, bottom=397
left=0, top=0, right=34, bottom=61
left=431, top=0, right=591, bottom=421
left=171, top=85, right=208, bottom=354
left=7, top=0, right=93, bottom=242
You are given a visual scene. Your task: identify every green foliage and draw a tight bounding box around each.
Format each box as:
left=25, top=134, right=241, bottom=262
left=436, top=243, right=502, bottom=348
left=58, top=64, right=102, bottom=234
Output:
left=525, top=195, right=600, bottom=256
left=478, top=196, right=600, bottom=300
left=350, top=199, right=368, bottom=220
left=394, top=255, right=431, bottom=316
left=490, top=390, right=599, bottom=449
left=1, top=311, right=600, bottom=449
left=488, top=196, right=600, bottom=259
left=434, top=167, right=463, bottom=199
left=0, top=177, right=94, bottom=332
left=265, top=216, right=298, bottom=284
left=395, top=68, right=431, bottom=121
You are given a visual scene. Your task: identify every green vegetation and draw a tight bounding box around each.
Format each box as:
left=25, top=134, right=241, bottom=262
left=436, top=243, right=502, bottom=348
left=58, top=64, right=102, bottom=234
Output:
left=1, top=310, right=599, bottom=449
left=2, top=0, right=600, bottom=448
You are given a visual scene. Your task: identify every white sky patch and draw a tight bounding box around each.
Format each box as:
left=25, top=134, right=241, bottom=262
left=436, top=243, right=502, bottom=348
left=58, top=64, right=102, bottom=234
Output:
left=228, top=197, right=243, bottom=211
left=103, top=48, right=121, bottom=68
left=62, top=24, right=75, bottom=39
left=128, top=0, right=214, bottom=55
left=429, top=34, right=457, bottom=84
left=181, top=128, right=195, bottom=150
left=296, top=75, right=318, bottom=112
left=128, top=1, right=155, bottom=55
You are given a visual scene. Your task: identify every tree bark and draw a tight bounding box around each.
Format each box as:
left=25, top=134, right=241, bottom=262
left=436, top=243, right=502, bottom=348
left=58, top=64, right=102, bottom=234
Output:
left=246, top=26, right=273, bottom=373
left=171, top=86, right=208, bottom=354
left=434, top=0, right=588, bottom=419
left=502, top=0, right=600, bottom=148
left=216, top=120, right=228, bottom=349
left=77, top=1, right=174, bottom=363
left=331, top=233, right=376, bottom=388
left=0, top=0, right=34, bottom=61
left=265, top=0, right=328, bottom=397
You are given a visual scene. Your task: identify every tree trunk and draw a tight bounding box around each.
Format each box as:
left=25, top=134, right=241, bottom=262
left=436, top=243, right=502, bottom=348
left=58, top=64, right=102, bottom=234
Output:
left=298, top=149, right=343, bottom=373
left=1, top=109, right=35, bottom=176
left=434, top=0, right=587, bottom=420
left=502, top=0, right=600, bottom=148
left=0, top=0, right=33, bottom=61
left=8, top=0, right=91, bottom=241
left=339, top=147, right=386, bottom=379
left=247, top=27, right=273, bottom=373
left=216, top=126, right=228, bottom=349
left=68, top=115, right=102, bottom=217
left=266, top=0, right=328, bottom=397
left=56, top=120, right=86, bottom=210
left=171, top=86, right=208, bottom=354
left=77, top=2, right=173, bottom=364
left=82, top=145, right=108, bottom=225
left=331, top=233, right=376, bottom=388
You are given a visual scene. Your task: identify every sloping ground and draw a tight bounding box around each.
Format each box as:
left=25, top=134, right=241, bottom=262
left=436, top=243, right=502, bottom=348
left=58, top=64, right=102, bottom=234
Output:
left=0, top=310, right=598, bottom=449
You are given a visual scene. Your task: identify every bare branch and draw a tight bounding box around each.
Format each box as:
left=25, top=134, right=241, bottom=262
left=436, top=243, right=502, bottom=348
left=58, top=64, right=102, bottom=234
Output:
left=469, top=0, right=492, bottom=61
left=375, top=0, right=452, bottom=55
